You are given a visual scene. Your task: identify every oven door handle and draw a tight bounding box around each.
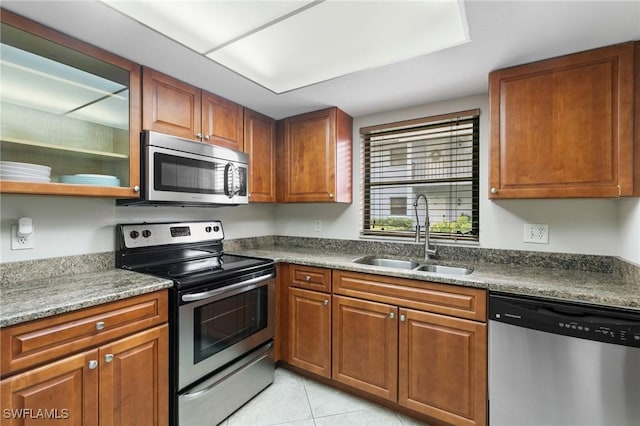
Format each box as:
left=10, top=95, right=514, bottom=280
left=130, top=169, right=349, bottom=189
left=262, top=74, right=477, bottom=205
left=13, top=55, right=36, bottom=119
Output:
left=181, top=273, right=275, bottom=302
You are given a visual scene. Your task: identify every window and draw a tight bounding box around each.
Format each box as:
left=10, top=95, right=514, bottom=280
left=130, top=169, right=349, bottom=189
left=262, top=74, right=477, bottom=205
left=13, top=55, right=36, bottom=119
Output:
left=361, top=109, right=479, bottom=241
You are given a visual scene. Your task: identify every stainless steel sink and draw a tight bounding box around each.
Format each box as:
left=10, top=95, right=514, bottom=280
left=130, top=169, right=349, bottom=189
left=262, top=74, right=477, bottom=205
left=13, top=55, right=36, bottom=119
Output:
left=413, top=264, right=473, bottom=275
left=353, top=256, right=473, bottom=275
left=353, top=256, right=420, bottom=270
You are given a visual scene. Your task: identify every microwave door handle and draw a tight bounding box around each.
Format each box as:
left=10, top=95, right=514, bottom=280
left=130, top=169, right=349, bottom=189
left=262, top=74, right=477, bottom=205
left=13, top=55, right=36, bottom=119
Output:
left=224, top=163, right=238, bottom=198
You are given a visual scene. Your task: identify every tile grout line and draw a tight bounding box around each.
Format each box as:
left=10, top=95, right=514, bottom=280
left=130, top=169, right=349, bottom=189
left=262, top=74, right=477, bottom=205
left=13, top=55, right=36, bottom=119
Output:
left=300, top=375, right=317, bottom=425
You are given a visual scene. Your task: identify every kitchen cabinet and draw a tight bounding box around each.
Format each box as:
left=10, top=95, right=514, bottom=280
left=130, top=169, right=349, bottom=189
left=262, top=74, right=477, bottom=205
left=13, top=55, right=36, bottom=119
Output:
left=278, top=107, right=353, bottom=203
left=489, top=41, right=637, bottom=198
left=285, top=265, right=332, bottom=378
left=142, top=68, right=244, bottom=150
left=332, top=270, right=487, bottom=426
left=332, top=295, right=398, bottom=401
left=244, top=108, right=276, bottom=202
left=0, top=291, right=168, bottom=426
left=0, top=10, right=142, bottom=198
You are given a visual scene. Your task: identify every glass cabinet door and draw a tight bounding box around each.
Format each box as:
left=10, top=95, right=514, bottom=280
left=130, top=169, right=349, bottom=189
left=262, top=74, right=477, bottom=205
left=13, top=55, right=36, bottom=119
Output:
left=0, top=11, right=141, bottom=197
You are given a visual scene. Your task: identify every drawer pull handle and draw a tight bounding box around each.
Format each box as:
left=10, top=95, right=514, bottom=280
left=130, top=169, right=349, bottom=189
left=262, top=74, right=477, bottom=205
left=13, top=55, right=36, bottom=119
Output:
left=105, top=354, right=114, bottom=363
left=95, top=321, right=105, bottom=331
left=88, top=360, right=98, bottom=370
left=323, top=299, right=329, bottom=306
left=305, top=275, right=311, bottom=282
left=389, top=312, right=395, bottom=319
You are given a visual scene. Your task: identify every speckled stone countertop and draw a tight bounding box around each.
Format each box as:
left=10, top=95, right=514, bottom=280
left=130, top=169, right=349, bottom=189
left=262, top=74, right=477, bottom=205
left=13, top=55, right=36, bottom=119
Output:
left=228, top=244, right=640, bottom=312
left=0, top=258, right=172, bottom=328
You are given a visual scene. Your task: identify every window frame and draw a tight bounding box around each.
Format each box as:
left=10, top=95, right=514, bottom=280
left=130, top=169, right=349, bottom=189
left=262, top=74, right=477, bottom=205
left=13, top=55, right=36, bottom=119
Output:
left=360, top=109, right=480, bottom=242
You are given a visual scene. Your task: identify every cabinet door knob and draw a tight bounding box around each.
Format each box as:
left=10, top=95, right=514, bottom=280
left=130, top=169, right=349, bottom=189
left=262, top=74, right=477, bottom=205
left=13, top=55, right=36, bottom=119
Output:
left=133, top=185, right=140, bottom=193
left=328, top=193, right=334, bottom=198
left=204, top=134, right=210, bottom=141
left=400, top=314, right=406, bottom=322
left=491, top=187, right=498, bottom=194
left=88, top=360, right=98, bottom=370
left=95, top=321, right=105, bottom=331
left=196, top=133, right=203, bottom=139
left=305, top=275, right=311, bottom=282
left=105, top=354, right=114, bottom=363
left=323, top=299, right=329, bottom=306
left=388, top=312, right=395, bottom=319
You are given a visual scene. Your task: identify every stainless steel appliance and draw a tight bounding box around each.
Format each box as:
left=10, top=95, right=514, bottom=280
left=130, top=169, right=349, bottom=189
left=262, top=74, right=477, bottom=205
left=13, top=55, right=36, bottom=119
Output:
left=116, top=221, right=275, bottom=426
left=489, top=293, right=640, bottom=426
left=118, top=131, right=248, bottom=206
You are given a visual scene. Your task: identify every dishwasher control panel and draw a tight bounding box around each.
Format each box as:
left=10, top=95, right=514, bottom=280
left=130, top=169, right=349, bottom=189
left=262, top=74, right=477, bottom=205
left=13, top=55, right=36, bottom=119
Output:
left=490, top=293, right=640, bottom=348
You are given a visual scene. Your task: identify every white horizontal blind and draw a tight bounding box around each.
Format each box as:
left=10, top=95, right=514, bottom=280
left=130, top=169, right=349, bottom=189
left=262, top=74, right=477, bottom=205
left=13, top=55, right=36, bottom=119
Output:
left=361, top=110, right=479, bottom=241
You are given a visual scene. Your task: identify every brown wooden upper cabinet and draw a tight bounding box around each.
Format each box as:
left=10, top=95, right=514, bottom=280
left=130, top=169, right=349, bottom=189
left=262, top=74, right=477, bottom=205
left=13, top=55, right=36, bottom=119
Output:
left=0, top=10, right=141, bottom=198
left=244, top=108, right=276, bottom=202
left=278, top=107, right=353, bottom=203
left=489, top=41, right=638, bottom=198
left=142, top=68, right=244, bottom=151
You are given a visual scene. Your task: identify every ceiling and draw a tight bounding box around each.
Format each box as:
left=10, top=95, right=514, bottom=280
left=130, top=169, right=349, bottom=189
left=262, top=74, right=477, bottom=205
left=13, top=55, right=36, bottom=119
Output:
left=2, top=1, right=639, bottom=120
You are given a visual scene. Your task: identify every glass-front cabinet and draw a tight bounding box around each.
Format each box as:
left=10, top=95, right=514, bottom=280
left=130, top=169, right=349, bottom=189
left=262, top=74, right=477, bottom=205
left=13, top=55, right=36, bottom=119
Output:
left=0, top=10, right=141, bottom=197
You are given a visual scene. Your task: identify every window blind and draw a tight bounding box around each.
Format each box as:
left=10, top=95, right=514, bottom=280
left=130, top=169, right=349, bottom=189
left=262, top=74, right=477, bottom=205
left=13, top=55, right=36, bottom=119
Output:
left=361, top=109, right=479, bottom=241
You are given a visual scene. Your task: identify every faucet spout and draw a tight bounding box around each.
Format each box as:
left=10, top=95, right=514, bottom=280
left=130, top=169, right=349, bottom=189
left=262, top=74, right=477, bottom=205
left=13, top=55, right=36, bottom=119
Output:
left=413, top=193, right=437, bottom=261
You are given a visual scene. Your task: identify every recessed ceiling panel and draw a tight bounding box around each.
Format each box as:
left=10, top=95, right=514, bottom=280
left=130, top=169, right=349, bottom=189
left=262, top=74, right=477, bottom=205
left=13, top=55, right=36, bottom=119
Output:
left=207, top=0, right=469, bottom=93
left=105, top=0, right=314, bottom=53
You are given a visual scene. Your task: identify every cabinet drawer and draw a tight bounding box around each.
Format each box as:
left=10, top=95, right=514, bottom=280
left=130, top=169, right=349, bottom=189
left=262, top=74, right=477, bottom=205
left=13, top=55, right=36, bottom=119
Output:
left=333, top=270, right=486, bottom=322
left=1, top=291, right=168, bottom=376
left=289, top=265, right=332, bottom=293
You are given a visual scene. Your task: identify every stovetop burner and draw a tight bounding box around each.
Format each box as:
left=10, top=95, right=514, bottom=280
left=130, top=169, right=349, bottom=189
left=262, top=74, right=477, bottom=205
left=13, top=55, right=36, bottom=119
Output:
left=115, top=220, right=274, bottom=290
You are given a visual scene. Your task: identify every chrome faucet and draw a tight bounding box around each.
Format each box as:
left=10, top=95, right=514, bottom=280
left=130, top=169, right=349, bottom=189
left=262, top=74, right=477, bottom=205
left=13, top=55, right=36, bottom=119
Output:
left=413, top=193, right=437, bottom=260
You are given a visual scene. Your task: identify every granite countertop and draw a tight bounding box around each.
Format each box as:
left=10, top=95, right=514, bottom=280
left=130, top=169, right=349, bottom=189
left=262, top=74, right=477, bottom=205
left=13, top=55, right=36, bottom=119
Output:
left=229, top=247, right=640, bottom=311
left=0, top=268, right=173, bottom=328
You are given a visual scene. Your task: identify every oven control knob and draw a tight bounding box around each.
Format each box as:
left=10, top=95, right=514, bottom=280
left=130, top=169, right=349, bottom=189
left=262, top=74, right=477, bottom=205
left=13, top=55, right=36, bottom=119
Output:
left=142, top=230, right=152, bottom=238
left=130, top=230, right=139, bottom=239
left=213, top=226, right=220, bottom=232
left=205, top=226, right=212, bottom=233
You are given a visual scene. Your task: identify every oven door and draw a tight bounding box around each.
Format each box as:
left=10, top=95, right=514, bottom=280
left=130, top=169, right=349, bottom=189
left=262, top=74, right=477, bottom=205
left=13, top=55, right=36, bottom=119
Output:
left=178, top=273, right=275, bottom=390
left=146, top=144, right=248, bottom=205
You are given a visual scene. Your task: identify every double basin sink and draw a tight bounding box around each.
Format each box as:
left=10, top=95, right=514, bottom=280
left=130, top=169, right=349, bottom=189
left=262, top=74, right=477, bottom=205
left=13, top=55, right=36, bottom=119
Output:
left=353, top=255, right=473, bottom=275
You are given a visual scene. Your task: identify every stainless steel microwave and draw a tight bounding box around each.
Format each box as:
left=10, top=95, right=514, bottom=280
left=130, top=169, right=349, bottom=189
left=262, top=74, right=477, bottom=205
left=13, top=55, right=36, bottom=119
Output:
left=118, top=131, right=248, bottom=206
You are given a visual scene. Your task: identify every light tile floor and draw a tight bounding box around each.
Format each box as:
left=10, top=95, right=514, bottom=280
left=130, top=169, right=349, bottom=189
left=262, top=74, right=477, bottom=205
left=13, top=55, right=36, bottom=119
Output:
left=219, top=368, right=430, bottom=426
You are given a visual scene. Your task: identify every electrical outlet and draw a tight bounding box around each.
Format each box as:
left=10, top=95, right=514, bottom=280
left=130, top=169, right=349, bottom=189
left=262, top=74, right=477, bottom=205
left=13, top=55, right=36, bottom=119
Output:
left=314, top=219, right=322, bottom=232
left=524, top=223, right=549, bottom=244
left=11, top=224, right=35, bottom=250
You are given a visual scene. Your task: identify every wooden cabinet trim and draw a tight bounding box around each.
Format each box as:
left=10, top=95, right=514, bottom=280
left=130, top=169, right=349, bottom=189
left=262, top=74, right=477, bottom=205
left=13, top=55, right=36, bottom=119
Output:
left=290, top=265, right=332, bottom=293
left=1, top=291, right=168, bottom=377
left=333, top=270, right=486, bottom=322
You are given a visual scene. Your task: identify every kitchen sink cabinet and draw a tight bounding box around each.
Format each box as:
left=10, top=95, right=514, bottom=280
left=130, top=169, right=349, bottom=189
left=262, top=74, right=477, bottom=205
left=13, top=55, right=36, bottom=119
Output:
left=332, top=295, right=398, bottom=401
left=278, top=107, right=353, bottom=203
left=0, top=291, right=168, bottom=426
left=399, top=309, right=487, bottom=426
left=284, top=265, right=332, bottom=378
left=244, top=108, right=277, bottom=202
left=489, top=41, right=637, bottom=198
left=142, top=67, right=244, bottom=150
left=0, top=10, right=142, bottom=198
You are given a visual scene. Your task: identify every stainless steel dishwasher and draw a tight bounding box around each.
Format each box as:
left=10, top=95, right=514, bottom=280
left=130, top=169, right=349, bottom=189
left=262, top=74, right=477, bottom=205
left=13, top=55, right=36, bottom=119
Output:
left=489, top=293, right=640, bottom=426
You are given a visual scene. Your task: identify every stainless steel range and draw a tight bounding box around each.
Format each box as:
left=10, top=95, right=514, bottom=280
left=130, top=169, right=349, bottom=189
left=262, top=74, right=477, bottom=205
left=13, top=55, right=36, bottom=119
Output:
left=116, top=220, right=276, bottom=426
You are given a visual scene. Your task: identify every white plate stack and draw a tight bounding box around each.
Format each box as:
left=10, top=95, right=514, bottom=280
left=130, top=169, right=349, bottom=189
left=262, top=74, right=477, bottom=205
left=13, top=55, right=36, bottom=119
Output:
left=0, top=161, right=52, bottom=182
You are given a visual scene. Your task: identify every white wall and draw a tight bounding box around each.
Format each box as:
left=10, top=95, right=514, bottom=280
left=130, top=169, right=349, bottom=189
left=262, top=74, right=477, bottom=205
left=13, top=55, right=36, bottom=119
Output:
left=619, top=199, right=640, bottom=264
left=1, top=194, right=276, bottom=262
left=274, top=94, right=628, bottom=258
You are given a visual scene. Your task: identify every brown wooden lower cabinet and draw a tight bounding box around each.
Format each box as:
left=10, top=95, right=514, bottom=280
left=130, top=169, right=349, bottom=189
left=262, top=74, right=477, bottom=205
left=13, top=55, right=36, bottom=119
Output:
left=332, top=295, right=398, bottom=401
left=288, top=287, right=332, bottom=378
left=398, top=309, right=487, bottom=426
